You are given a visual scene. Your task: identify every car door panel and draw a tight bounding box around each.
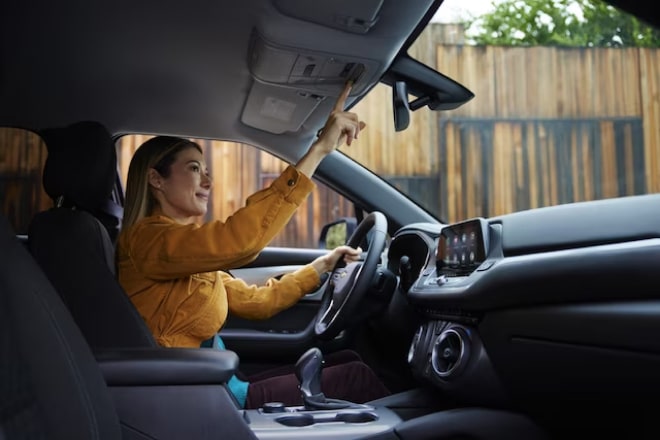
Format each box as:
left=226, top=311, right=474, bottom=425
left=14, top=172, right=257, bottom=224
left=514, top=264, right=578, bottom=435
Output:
left=219, top=246, right=334, bottom=366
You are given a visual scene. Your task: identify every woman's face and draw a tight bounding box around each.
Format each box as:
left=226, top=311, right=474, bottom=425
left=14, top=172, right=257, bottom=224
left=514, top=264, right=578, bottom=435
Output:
left=150, top=146, right=212, bottom=224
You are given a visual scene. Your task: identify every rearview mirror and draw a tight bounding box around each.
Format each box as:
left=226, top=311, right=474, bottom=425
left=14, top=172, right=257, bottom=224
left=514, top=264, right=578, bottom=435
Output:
left=393, top=81, right=410, bottom=132
left=385, top=55, right=475, bottom=132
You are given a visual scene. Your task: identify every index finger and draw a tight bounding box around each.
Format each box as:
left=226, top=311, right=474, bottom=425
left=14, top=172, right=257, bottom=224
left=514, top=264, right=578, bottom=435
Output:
left=332, top=81, right=353, bottom=112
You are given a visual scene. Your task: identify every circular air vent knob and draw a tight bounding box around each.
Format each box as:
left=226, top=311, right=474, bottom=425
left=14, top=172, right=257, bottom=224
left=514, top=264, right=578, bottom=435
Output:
left=431, top=327, right=470, bottom=378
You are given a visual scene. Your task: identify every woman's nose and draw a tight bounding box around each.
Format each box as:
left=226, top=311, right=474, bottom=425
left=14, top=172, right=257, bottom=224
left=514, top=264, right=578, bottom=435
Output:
left=202, top=173, right=212, bottom=188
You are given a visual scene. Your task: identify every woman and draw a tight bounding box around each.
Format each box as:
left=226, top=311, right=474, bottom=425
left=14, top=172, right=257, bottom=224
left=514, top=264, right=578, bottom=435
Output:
left=117, top=83, right=391, bottom=409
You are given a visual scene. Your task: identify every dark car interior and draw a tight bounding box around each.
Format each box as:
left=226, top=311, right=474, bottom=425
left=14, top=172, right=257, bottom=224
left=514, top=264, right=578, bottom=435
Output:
left=2, top=0, right=660, bottom=439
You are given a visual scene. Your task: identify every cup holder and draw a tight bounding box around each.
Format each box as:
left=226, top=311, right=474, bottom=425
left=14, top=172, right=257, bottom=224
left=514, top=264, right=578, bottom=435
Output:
left=335, top=411, right=378, bottom=423
left=275, top=411, right=378, bottom=427
left=275, top=414, right=315, bottom=427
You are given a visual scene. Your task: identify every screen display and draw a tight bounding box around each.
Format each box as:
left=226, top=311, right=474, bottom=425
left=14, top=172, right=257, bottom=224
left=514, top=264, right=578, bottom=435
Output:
left=436, top=219, right=487, bottom=275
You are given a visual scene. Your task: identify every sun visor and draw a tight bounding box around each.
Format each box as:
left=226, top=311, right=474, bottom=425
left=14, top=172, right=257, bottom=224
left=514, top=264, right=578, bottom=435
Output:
left=273, top=0, right=383, bottom=34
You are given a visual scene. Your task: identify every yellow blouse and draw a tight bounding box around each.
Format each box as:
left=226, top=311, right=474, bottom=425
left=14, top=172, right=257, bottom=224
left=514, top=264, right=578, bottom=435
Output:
left=117, top=165, right=322, bottom=348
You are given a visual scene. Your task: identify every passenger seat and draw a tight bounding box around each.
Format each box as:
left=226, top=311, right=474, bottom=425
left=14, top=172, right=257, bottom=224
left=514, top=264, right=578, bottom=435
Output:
left=28, top=121, right=155, bottom=350
left=1, top=212, right=256, bottom=440
left=1, top=212, right=123, bottom=439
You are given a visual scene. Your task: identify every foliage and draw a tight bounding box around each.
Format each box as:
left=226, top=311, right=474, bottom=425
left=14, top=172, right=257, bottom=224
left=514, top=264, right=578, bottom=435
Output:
left=467, top=0, right=660, bottom=47
left=324, top=222, right=347, bottom=249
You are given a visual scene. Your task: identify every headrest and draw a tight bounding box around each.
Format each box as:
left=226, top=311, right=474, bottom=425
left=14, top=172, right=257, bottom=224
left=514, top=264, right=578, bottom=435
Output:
left=40, top=121, right=116, bottom=212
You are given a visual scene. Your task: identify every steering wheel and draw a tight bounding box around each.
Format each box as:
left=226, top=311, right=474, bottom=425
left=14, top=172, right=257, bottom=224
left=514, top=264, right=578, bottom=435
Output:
left=314, top=211, right=388, bottom=341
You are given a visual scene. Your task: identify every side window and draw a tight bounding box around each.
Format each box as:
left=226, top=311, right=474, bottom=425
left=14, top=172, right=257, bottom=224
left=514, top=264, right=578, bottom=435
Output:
left=116, top=135, right=354, bottom=248
left=0, top=127, right=50, bottom=235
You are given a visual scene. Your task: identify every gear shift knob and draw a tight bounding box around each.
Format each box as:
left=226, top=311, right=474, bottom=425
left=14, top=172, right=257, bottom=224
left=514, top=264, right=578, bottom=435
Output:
left=294, top=347, right=357, bottom=410
left=295, top=347, right=324, bottom=399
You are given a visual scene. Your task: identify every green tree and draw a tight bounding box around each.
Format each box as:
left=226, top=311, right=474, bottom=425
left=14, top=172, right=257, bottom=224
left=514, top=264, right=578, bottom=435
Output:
left=468, top=0, right=660, bottom=47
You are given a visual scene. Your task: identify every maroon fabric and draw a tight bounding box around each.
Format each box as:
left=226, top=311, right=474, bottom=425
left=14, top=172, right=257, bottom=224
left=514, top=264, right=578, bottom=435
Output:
left=244, top=360, right=391, bottom=409
left=244, top=349, right=363, bottom=383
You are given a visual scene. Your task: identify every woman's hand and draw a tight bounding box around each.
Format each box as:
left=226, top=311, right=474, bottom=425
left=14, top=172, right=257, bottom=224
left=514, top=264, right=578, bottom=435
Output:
left=310, top=245, right=362, bottom=275
left=314, top=82, right=366, bottom=151
left=295, top=82, right=366, bottom=177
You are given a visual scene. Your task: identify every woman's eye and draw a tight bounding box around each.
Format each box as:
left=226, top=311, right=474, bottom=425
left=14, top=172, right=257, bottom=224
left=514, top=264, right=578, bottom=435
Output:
left=191, top=165, right=200, bottom=172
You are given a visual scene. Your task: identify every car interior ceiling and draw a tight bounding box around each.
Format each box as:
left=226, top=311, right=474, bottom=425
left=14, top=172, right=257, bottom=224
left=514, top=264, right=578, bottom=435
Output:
left=0, top=0, right=448, bottom=164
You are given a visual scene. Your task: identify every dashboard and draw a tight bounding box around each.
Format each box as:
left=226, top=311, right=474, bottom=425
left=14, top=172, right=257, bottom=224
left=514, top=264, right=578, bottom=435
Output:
left=386, top=193, right=660, bottom=425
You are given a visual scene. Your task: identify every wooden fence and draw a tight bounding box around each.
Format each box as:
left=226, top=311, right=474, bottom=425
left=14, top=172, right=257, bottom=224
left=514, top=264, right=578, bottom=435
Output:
left=428, top=43, right=660, bottom=222
left=0, top=128, right=49, bottom=234
left=117, top=136, right=355, bottom=248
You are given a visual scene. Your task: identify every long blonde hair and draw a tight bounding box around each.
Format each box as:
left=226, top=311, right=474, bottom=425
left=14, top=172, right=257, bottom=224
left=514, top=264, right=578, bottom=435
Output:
left=122, top=136, right=202, bottom=230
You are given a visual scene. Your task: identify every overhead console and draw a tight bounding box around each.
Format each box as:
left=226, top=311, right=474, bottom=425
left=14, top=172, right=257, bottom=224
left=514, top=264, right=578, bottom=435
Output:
left=242, top=31, right=381, bottom=134
left=248, top=31, right=378, bottom=97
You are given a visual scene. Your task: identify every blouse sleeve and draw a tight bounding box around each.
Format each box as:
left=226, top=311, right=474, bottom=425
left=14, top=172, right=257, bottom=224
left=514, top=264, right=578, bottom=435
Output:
left=223, top=265, right=321, bottom=320
left=122, top=165, right=315, bottom=279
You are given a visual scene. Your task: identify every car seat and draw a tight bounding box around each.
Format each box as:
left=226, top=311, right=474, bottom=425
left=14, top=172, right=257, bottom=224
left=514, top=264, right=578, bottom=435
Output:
left=27, top=121, right=156, bottom=350
left=1, top=212, right=257, bottom=439
left=0, top=215, right=122, bottom=439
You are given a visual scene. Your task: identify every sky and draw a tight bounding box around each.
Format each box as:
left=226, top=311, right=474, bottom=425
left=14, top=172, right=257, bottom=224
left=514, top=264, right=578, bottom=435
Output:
left=431, top=0, right=497, bottom=23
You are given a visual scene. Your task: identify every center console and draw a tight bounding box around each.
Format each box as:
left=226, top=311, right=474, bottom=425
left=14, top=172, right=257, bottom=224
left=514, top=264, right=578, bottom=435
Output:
left=401, top=219, right=510, bottom=406
left=245, top=347, right=402, bottom=439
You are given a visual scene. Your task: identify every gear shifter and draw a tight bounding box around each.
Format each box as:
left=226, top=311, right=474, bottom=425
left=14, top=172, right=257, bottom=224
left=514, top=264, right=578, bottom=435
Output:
left=295, top=347, right=324, bottom=401
left=294, top=347, right=357, bottom=411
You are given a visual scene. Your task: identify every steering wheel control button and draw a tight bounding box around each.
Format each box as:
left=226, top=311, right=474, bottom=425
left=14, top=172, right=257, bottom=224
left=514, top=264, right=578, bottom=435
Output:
left=262, top=402, right=286, bottom=413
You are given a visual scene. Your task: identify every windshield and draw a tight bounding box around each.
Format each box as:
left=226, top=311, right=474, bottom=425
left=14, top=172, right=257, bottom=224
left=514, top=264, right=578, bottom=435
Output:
left=348, top=0, right=660, bottom=224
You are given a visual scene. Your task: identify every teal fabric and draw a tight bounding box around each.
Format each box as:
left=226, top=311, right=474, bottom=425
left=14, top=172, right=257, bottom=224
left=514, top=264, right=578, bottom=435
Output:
left=201, top=335, right=250, bottom=408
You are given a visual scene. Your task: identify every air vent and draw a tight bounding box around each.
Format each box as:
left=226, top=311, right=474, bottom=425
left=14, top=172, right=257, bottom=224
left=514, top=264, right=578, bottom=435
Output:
left=431, top=327, right=470, bottom=378
left=407, top=325, right=424, bottom=364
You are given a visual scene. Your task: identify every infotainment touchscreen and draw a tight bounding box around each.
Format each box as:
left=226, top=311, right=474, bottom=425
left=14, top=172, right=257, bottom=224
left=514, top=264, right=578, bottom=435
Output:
left=436, top=218, right=489, bottom=276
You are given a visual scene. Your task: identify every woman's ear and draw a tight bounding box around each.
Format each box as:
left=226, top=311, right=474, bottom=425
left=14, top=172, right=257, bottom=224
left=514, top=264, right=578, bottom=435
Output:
left=148, top=168, right=163, bottom=190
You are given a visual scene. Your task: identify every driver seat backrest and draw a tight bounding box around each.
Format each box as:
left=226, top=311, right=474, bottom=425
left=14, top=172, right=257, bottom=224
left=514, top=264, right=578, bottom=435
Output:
left=28, top=121, right=157, bottom=350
